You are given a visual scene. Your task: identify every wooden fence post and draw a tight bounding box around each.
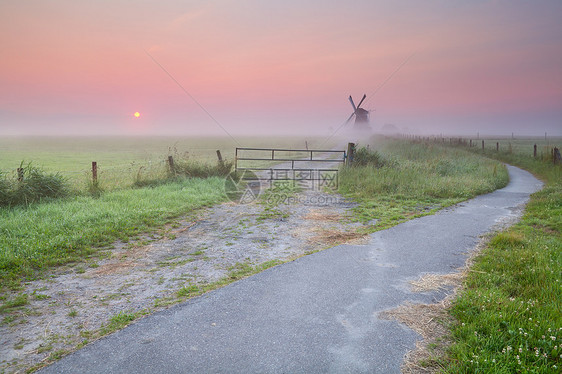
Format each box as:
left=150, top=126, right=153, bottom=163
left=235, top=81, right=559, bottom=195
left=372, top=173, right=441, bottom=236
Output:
left=17, top=168, right=24, bottom=182
left=470, top=139, right=472, bottom=147
left=552, top=147, right=562, bottom=165
left=496, top=142, right=499, bottom=152
left=168, top=155, right=175, bottom=173
left=534, top=144, right=537, bottom=158
left=482, top=140, right=485, bottom=150
left=92, top=162, right=97, bottom=184
left=346, top=142, right=355, bottom=166
left=216, top=150, right=223, bottom=164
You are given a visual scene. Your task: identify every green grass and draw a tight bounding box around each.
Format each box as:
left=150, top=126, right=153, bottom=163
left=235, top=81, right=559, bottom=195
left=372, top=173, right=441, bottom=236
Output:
left=338, top=139, right=509, bottom=230
left=0, top=177, right=227, bottom=288
left=0, top=293, right=28, bottom=313
left=435, top=137, right=562, bottom=373
left=99, top=311, right=141, bottom=336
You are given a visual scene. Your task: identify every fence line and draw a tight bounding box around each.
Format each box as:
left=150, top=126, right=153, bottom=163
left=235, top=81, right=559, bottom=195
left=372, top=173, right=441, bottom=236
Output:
left=3, top=138, right=560, bottom=187
left=2, top=149, right=233, bottom=186
left=399, top=134, right=561, bottom=164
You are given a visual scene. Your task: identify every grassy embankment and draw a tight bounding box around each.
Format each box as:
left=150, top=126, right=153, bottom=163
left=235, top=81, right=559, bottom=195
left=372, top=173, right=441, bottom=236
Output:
left=436, top=138, right=562, bottom=373
left=338, top=138, right=509, bottom=231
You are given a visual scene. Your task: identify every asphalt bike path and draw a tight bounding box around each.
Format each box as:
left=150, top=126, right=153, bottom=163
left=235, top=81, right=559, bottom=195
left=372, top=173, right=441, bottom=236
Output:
left=39, top=165, right=542, bottom=373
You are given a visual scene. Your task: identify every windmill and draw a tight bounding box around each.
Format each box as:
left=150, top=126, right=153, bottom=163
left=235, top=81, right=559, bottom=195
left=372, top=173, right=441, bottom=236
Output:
left=346, top=94, right=371, bottom=131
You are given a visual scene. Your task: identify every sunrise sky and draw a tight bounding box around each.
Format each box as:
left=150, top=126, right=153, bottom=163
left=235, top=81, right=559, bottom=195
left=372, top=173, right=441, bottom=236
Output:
left=1, top=0, right=561, bottom=136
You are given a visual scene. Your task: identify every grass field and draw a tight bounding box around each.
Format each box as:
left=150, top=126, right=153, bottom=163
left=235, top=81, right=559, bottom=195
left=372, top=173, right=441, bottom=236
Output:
left=477, top=137, right=560, bottom=163
left=417, top=136, right=561, bottom=373
left=0, top=136, right=326, bottom=190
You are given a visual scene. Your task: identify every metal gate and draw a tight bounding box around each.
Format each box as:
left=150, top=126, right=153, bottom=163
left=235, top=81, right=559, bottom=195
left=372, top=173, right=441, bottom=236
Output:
left=234, top=147, right=345, bottom=187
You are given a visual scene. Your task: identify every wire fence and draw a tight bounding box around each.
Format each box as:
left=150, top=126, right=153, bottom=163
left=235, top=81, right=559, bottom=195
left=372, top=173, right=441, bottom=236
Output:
left=399, top=135, right=561, bottom=164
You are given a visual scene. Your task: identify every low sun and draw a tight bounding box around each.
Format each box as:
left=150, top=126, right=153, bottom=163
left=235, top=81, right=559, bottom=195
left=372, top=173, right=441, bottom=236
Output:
left=134, top=112, right=140, bottom=118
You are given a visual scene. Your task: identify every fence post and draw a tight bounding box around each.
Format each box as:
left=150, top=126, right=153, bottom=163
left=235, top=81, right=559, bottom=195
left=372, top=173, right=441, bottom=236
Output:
left=346, top=142, right=355, bottom=166
left=470, top=139, right=472, bottom=147
left=482, top=140, right=485, bottom=150
left=17, top=168, right=24, bottom=182
left=552, top=147, right=562, bottom=165
left=168, top=155, right=175, bottom=174
left=216, top=150, right=223, bottom=164
left=496, top=142, right=499, bottom=152
left=534, top=144, right=537, bottom=158
left=234, top=148, right=238, bottom=175
left=92, top=162, right=97, bottom=184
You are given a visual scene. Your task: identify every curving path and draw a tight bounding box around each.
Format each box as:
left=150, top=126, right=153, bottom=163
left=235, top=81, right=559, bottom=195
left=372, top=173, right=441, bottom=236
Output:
left=39, top=165, right=542, bottom=374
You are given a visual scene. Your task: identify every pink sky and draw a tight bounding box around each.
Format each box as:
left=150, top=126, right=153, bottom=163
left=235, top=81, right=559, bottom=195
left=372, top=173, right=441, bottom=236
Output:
left=1, top=0, right=561, bottom=136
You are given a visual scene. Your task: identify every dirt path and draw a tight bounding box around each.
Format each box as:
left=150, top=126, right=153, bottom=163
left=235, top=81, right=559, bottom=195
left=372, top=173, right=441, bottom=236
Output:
left=1, top=160, right=365, bottom=373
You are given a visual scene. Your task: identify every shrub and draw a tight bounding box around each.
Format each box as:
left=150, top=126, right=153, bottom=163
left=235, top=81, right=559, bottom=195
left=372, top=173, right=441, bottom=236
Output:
left=0, top=163, right=70, bottom=207
left=352, top=146, right=387, bottom=167
left=170, top=159, right=233, bottom=178
left=132, top=156, right=233, bottom=188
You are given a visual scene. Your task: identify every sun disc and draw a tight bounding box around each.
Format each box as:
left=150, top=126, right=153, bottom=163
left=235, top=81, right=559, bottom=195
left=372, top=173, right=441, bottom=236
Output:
left=134, top=112, right=140, bottom=118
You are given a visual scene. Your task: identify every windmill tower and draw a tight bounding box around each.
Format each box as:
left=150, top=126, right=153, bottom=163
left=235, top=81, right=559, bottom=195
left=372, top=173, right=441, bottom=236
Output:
left=346, top=94, right=371, bottom=131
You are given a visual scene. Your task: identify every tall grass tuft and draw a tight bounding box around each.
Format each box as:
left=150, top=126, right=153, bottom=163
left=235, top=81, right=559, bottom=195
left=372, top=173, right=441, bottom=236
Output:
left=171, top=159, right=233, bottom=179
left=351, top=146, right=388, bottom=168
left=0, top=163, right=70, bottom=207
left=133, top=152, right=233, bottom=188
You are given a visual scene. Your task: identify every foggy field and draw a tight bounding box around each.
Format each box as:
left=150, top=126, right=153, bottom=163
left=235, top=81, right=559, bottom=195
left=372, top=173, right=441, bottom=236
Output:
left=477, top=137, right=562, bottom=160
left=0, top=136, right=331, bottom=190
left=0, top=134, right=559, bottom=373
left=0, top=135, right=557, bottom=287
left=0, top=135, right=511, bottom=285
